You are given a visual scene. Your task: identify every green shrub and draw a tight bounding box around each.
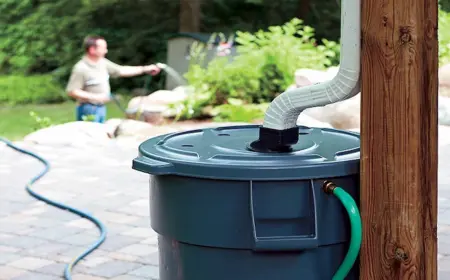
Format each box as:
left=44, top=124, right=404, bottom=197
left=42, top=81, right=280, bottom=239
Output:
left=177, top=18, right=339, bottom=121
left=211, top=99, right=269, bottom=123
left=29, top=111, right=53, bottom=131
left=440, top=9, right=450, bottom=65
left=0, top=75, right=67, bottom=105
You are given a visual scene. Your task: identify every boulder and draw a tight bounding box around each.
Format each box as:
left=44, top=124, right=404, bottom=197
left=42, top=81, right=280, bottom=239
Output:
left=297, top=114, right=333, bottom=128
left=303, top=94, right=361, bottom=130
left=439, top=63, right=450, bottom=97
left=126, top=86, right=192, bottom=124
left=23, top=121, right=111, bottom=147
left=439, top=125, right=450, bottom=146
left=104, top=118, right=123, bottom=138
left=292, top=66, right=450, bottom=129
left=303, top=93, right=450, bottom=129
left=170, top=121, right=251, bottom=131
left=290, top=67, right=360, bottom=129
left=294, top=66, right=339, bottom=85
left=348, top=125, right=450, bottom=147
left=105, top=119, right=178, bottom=140
left=126, top=86, right=192, bottom=112
left=440, top=96, right=450, bottom=126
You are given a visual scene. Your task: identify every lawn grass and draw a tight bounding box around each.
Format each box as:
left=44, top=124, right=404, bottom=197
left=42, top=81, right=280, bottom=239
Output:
left=0, top=99, right=130, bottom=140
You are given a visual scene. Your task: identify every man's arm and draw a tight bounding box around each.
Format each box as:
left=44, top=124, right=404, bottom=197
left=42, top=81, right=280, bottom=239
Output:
left=105, top=59, right=161, bottom=78
left=117, top=65, right=146, bottom=77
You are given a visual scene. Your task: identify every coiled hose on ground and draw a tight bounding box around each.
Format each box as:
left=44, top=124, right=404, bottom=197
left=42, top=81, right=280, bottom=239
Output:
left=0, top=137, right=107, bottom=280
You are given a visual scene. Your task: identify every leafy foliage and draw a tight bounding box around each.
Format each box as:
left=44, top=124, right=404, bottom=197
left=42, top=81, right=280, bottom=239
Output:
left=0, top=0, right=86, bottom=74
left=29, top=111, right=53, bottom=131
left=3, top=0, right=450, bottom=126
left=0, top=0, right=177, bottom=92
left=439, top=8, right=450, bottom=65
left=0, top=0, right=342, bottom=94
left=211, top=99, right=269, bottom=123
left=81, top=114, right=97, bottom=122
left=441, top=0, right=450, bottom=12
left=0, top=75, right=66, bottom=105
left=177, top=18, right=340, bottom=121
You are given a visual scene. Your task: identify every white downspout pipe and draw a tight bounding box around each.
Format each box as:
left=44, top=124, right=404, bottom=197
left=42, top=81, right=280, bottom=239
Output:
left=262, top=0, right=361, bottom=131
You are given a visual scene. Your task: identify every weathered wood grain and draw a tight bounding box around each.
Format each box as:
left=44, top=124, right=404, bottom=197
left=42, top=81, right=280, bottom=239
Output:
left=360, top=0, right=438, bottom=279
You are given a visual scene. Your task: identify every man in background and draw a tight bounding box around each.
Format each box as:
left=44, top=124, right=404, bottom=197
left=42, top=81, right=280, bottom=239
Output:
left=66, top=35, right=161, bottom=123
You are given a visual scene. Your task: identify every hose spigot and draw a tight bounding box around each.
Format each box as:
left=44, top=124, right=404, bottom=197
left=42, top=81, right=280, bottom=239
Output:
left=323, top=180, right=337, bottom=194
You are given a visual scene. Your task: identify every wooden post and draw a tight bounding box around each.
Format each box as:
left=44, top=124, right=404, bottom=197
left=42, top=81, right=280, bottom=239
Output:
left=179, top=0, right=202, bottom=33
left=360, top=0, right=438, bottom=278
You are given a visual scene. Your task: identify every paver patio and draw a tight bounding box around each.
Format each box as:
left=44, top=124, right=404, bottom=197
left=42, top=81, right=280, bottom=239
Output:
left=1, top=133, right=450, bottom=279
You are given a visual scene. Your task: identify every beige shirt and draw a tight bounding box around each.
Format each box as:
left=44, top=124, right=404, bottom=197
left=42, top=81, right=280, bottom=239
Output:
left=66, top=56, right=122, bottom=96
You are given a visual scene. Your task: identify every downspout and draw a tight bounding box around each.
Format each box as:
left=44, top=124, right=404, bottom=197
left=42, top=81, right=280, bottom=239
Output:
left=250, top=0, right=361, bottom=152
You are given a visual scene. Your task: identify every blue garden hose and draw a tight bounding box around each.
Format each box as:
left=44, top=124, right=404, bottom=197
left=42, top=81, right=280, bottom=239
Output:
left=0, top=137, right=107, bottom=280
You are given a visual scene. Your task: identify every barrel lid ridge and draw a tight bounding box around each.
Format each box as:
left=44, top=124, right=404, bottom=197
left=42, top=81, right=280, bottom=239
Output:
left=133, top=125, right=360, bottom=180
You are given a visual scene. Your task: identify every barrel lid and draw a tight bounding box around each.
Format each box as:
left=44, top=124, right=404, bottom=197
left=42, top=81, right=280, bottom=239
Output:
left=132, top=125, right=360, bottom=181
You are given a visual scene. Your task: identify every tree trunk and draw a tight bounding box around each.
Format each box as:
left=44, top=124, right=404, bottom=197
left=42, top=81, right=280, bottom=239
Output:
left=297, top=0, right=310, bottom=20
left=179, top=0, right=201, bottom=33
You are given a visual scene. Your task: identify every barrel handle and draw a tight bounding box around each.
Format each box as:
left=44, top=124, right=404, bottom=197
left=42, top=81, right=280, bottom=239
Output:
left=132, top=156, right=174, bottom=175
left=249, top=180, right=319, bottom=251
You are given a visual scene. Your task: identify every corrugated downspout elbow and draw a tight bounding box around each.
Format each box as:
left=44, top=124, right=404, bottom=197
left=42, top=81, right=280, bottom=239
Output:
left=249, top=0, right=360, bottom=152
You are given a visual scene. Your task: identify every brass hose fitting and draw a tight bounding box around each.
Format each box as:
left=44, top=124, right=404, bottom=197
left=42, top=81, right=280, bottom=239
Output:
left=323, top=180, right=337, bottom=194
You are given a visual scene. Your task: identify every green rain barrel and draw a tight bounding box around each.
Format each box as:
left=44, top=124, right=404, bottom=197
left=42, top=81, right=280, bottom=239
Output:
left=132, top=124, right=360, bottom=280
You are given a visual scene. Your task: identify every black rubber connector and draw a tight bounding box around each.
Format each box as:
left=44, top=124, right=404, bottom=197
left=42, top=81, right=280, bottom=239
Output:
left=249, top=126, right=299, bottom=153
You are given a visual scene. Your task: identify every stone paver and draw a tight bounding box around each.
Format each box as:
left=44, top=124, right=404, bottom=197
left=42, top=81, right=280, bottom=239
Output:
left=70, top=274, right=107, bottom=280
left=0, top=141, right=157, bottom=279
left=1, top=134, right=450, bottom=279
left=79, top=260, right=142, bottom=278
left=10, top=272, right=61, bottom=280
left=111, top=276, right=147, bottom=280
left=128, top=265, right=159, bottom=279
left=35, top=262, right=67, bottom=276
left=8, top=257, right=54, bottom=270
left=0, top=253, right=22, bottom=265
left=0, top=265, right=27, bottom=279
left=118, top=244, right=158, bottom=257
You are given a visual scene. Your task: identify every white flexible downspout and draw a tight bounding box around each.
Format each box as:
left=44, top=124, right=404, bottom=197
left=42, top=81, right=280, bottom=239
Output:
left=262, top=0, right=361, bottom=130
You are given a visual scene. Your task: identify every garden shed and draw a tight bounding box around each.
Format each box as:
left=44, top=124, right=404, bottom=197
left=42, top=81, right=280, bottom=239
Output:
left=165, top=32, right=238, bottom=89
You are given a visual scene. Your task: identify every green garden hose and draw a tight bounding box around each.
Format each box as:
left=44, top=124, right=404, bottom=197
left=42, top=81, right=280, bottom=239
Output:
left=323, top=181, right=362, bottom=280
